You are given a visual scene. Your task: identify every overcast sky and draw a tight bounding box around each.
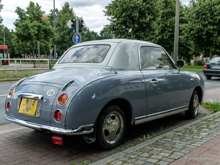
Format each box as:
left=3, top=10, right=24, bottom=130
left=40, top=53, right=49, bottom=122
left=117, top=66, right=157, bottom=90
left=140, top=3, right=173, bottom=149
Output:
left=1, top=0, right=190, bottom=33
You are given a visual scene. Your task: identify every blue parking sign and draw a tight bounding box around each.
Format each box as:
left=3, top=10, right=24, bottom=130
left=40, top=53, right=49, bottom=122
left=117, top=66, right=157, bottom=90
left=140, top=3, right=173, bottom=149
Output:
left=73, top=34, right=82, bottom=44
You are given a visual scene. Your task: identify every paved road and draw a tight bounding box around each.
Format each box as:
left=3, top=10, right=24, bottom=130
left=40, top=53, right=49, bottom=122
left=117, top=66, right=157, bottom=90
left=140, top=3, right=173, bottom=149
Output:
left=198, top=73, right=220, bottom=89
left=0, top=82, right=15, bottom=125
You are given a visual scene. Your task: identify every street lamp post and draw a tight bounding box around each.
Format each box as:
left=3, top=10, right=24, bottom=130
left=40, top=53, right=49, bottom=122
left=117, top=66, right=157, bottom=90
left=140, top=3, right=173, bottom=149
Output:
left=173, top=0, right=180, bottom=62
left=53, top=0, right=56, bottom=59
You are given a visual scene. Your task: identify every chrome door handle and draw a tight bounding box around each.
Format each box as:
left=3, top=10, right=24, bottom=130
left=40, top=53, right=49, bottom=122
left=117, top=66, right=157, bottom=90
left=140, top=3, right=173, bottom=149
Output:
left=150, top=78, right=158, bottom=84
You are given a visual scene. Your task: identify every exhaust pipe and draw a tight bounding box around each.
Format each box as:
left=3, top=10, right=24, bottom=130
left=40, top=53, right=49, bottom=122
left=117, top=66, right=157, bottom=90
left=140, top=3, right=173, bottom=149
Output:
left=46, top=131, right=52, bottom=136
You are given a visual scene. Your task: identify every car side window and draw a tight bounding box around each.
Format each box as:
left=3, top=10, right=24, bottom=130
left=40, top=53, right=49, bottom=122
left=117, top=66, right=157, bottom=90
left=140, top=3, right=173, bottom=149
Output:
left=140, top=46, right=175, bottom=70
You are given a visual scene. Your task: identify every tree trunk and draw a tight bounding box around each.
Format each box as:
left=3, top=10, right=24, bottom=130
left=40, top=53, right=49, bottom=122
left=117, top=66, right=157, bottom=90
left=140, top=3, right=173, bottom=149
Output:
left=209, top=43, right=213, bottom=58
left=209, top=47, right=212, bottom=58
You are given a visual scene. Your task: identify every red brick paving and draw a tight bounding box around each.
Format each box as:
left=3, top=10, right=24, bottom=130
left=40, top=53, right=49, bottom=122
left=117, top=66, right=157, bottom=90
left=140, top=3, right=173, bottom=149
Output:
left=171, top=134, right=220, bottom=165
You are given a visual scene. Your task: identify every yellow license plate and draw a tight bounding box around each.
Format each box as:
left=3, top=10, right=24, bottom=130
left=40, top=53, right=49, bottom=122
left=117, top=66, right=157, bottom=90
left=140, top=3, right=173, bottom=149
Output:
left=19, top=98, right=38, bottom=116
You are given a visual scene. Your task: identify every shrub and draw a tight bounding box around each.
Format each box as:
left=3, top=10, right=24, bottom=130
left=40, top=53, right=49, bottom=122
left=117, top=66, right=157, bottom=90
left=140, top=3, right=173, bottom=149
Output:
left=195, top=60, right=204, bottom=65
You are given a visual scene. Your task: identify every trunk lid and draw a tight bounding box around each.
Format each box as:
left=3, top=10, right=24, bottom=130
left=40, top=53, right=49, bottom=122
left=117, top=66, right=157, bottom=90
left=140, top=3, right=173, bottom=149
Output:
left=8, top=66, right=112, bottom=128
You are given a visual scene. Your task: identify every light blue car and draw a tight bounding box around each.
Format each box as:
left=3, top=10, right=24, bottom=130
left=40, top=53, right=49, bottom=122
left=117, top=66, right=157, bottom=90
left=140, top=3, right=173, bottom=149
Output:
left=5, top=39, right=204, bottom=149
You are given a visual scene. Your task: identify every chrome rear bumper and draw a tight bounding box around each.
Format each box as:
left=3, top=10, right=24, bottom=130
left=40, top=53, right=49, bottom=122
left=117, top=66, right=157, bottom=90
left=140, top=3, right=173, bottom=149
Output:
left=4, top=115, right=94, bottom=136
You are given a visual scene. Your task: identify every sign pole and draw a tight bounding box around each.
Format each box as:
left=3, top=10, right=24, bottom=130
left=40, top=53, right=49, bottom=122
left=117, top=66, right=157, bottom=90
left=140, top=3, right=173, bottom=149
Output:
left=76, top=19, right=79, bottom=34
left=173, top=0, right=179, bottom=62
left=53, top=0, right=56, bottom=59
left=38, top=41, right=40, bottom=66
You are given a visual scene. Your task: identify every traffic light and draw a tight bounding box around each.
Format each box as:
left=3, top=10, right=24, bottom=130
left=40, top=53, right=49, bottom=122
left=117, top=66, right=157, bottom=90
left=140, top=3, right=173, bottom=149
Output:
left=71, top=19, right=77, bottom=33
left=79, top=20, right=84, bottom=33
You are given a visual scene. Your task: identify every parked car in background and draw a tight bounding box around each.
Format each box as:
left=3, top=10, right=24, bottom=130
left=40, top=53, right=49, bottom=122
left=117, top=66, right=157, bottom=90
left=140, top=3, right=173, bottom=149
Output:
left=203, top=57, right=220, bottom=80
left=5, top=39, right=204, bottom=149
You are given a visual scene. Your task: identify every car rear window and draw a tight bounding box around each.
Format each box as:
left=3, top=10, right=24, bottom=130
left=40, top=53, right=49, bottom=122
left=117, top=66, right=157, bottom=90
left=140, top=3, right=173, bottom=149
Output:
left=59, top=45, right=110, bottom=64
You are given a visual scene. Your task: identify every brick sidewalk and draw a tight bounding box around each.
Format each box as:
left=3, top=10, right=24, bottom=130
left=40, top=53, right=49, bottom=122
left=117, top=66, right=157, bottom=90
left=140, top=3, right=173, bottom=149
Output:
left=92, top=112, right=220, bottom=165
left=170, top=135, right=220, bottom=165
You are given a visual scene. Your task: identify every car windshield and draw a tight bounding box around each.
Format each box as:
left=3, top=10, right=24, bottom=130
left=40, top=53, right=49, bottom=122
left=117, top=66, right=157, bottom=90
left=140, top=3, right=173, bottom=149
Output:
left=59, top=45, right=110, bottom=64
left=209, top=57, right=220, bottom=63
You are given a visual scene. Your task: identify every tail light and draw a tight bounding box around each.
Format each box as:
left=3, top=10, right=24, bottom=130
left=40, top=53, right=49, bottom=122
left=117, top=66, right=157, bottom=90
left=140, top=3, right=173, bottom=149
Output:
left=6, top=102, right=11, bottom=111
left=58, top=94, right=68, bottom=105
left=204, top=63, right=208, bottom=69
left=8, top=89, right=15, bottom=98
left=53, top=110, right=62, bottom=122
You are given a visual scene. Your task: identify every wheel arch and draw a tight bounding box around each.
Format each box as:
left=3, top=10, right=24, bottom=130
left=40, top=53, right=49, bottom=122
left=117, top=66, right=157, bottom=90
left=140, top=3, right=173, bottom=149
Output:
left=193, top=86, right=203, bottom=103
left=96, top=98, right=133, bottom=128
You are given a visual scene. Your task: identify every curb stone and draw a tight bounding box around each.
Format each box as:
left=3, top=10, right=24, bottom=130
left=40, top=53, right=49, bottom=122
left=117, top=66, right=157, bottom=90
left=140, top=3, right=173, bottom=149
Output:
left=91, top=111, right=220, bottom=165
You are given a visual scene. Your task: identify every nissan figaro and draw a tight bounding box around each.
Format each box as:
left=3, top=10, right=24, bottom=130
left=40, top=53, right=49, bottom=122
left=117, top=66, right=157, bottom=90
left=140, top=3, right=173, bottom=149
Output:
left=5, top=39, right=204, bottom=149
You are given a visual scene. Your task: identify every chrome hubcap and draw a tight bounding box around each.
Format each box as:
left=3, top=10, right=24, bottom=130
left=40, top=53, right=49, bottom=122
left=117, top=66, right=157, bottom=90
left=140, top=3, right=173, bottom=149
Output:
left=193, top=94, right=199, bottom=116
left=102, top=111, right=124, bottom=144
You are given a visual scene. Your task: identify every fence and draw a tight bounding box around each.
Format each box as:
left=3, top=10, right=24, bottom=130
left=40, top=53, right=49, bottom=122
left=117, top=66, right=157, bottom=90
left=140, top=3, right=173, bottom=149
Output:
left=0, top=58, right=58, bottom=73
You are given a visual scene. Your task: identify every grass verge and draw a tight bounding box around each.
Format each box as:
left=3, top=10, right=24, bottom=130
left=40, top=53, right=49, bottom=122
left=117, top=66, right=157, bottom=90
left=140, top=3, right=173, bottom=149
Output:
left=0, top=70, right=46, bottom=81
left=181, top=65, right=204, bottom=72
left=202, top=102, right=220, bottom=113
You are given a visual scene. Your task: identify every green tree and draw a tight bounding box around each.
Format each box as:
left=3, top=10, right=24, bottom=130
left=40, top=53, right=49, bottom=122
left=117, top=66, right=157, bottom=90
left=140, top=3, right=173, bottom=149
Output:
left=0, top=0, right=4, bottom=44
left=178, top=4, right=195, bottom=62
left=82, top=27, right=97, bottom=41
left=99, top=26, right=114, bottom=39
left=187, top=0, right=220, bottom=57
left=0, top=27, right=16, bottom=57
left=13, top=1, right=54, bottom=56
left=104, top=0, right=162, bottom=41
left=55, top=2, right=76, bottom=56
left=0, top=0, right=2, bottom=24
left=154, top=0, right=175, bottom=54
left=0, top=1, right=17, bottom=57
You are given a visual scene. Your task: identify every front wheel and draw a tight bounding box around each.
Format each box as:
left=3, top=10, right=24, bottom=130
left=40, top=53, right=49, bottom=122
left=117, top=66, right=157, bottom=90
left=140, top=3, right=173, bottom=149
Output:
left=185, top=90, right=199, bottom=119
left=97, top=105, right=126, bottom=150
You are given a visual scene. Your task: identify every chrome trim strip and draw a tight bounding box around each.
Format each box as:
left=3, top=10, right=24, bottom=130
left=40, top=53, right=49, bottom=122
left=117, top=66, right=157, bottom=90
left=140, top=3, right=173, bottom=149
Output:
left=135, top=105, right=188, bottom=120
left=17, top=93, right=43, bottom=100
left=16, top=78, right=26, bottom=87
left=4, top=115, right=94, bottom=136
left=62, top=80, right=75, bottom=91
left=135, top=107, right=188, bottom=125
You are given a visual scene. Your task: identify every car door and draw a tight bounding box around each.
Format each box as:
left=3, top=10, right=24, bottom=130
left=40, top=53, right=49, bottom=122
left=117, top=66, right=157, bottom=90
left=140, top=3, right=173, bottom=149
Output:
left=140, top=46, right=190, bottom=116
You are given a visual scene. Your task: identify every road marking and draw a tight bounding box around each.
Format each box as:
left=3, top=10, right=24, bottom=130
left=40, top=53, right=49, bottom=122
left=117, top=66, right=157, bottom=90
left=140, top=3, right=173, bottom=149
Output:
left=0, top=94, right=7, bottom=97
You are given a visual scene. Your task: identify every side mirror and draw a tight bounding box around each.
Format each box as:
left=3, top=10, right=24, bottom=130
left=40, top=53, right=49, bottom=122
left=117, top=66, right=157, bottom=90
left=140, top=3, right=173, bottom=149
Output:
left=175, top=60, right=185, bottom=68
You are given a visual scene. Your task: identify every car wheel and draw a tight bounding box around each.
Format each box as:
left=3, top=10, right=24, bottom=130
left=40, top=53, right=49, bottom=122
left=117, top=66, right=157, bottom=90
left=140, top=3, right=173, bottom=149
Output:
left=185, top=90, right=199, bottom=119
left=97, top=105, right=126, bottom=149
left=206, top=75, right=212, bottom=80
